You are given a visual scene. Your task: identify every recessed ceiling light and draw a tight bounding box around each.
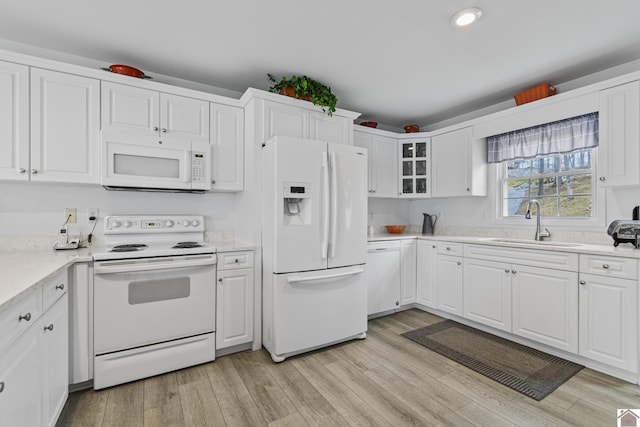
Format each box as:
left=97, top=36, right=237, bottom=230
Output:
left=451, top=7, right=483, bottom=27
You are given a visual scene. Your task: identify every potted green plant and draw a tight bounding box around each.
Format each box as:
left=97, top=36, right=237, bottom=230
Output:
left=267, top=73, right=338, bottom=116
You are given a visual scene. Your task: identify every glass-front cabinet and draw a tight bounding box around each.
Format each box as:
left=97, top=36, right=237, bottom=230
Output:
left=399, top=137, right=431, bottom=198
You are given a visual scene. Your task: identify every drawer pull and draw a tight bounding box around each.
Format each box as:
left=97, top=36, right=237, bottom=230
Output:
left=602, top=264, right=609, bottom=269
left=235, top=258, right=239, bottom=263
left=457, top=261, right=462, bottom=266
left=446, top=247, right=451, bottom=251
left=56, top=284, right=65, bottom=290
left=0, top=381, right=4, bottom=393
left=44, top=324, right=54, bottom=332
left=218, top=278, right=223, bottom=282
left=18, top=313, right=31, bottom=322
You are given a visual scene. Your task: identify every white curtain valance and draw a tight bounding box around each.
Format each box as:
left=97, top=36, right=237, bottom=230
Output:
left=486, top=112, right=599, bottom=163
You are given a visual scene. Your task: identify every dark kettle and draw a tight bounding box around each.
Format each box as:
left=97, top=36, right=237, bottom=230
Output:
left=422, top=213, right=437, bottom=235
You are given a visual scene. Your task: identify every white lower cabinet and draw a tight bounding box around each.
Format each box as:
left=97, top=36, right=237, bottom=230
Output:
left=0, top=270, right=68, bottom=427
left=400, top=240, right=416, bottom=305
left=0, top=319, right=42, bottom=426
left=463, top=258, right=512, bottom=332
left=41, top=294, right=68, bottom=427
left=578, top=254, right=638, bottom=372
left=366, top=241, right=401, bottom=315
left=435, top=244, right=464, bottom=316
left=216, top=252, right=254, bottom=350
left=416, top=241, right=437, bottom=308
left=512, top=265, right=578, bottom=353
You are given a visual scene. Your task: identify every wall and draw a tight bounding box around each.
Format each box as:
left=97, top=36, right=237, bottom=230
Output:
left=367, top=198, right=411, bottom=232
left=0, top=182, right=236, bottom=247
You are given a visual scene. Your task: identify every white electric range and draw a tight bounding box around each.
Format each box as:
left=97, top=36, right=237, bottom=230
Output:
left=92, top=215, right=217, bottom=389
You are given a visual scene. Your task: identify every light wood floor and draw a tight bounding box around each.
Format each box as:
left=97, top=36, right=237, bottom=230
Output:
left=57, top=309, right=640, bottom=426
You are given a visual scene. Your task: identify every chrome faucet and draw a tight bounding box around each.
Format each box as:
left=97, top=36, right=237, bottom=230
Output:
left=525, top=200, right=551, bottom=241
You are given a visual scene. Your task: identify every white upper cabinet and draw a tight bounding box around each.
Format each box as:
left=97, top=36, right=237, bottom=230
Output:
left=399, top=137, right=431, bottom=198
left=210, top=103, right=244, bottom=192
left=30, top=68, right=101, bottom=184
left=261, top=98, right=354, bottom=145
left=354, top=129, right=398, bottom=198
left=102, top=82, right=209, bottom=143
left=597, top=81, right=640, bottom=187
left=310, top=111, right=352, bottom=145
left=241, top=89, right=357, bottom=145
left=0, top=60, right=29, bottom=181
left=262, top=100, right=309, bottom=140
left=431, top=126, right=487, bottom=198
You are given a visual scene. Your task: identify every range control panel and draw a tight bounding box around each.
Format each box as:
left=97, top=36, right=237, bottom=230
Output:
left=104, top=215, right=205, bottom=234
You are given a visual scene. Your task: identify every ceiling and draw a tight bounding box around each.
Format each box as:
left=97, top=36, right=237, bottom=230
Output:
left=2, top=1, right=640, bottom=129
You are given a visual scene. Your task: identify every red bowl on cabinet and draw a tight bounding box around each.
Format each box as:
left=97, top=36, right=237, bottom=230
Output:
left=109, top=64, right=145, bottom=78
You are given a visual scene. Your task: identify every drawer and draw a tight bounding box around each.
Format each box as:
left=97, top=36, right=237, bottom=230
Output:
left=0, top=287, right=42, bottom=353
left=218, top=251, right=254, bottom=270
left=465, top=244, right=579, bottom=271
left=437, top=242, right=464, bottom=256
left=43, top=268, right=68, bottom=311
left=579, top=254, right=639, bottom=279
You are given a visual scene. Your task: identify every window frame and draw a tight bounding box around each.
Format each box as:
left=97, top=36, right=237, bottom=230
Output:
left=493, top=147, right=605, bottom=229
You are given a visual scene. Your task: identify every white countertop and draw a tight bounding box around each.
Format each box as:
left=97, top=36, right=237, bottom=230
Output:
left=368, top=233, right=640, bottom=259
left=0, top=239, right=255, bottom=313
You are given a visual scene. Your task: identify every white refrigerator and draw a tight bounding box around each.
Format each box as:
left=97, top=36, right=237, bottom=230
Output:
left=262, top=136, right=368, bottom=362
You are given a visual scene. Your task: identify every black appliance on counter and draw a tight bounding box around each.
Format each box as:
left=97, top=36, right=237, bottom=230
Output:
left=607, top=206, right=640, bottom=248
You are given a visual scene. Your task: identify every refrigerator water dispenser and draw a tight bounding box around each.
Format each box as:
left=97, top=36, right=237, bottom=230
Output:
left=283, top=182, right=311, bottom=225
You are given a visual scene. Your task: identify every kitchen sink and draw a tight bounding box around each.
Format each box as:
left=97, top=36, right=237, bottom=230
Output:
left=480, top=238, right=583, bottom=248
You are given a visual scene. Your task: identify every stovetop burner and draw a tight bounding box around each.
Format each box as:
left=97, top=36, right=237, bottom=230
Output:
left=110, top=243, right=148, bottom=253
left=172, top=241, right=203, bottom=249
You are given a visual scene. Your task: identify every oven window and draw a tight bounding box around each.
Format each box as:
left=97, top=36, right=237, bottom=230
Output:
left=114, top=154, right=180, bottom=178
left=128, top=277, right=191, bottom=304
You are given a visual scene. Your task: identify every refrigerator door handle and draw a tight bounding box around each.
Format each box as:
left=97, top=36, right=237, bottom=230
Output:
left=287, top=267, right=365, bottom=284
left=329, top=151, right=338, bottom=259
left=321, top=152, right=330, bottom=259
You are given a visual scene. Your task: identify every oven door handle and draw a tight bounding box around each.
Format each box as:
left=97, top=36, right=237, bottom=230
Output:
left=94, top=255, right=216, bottom=274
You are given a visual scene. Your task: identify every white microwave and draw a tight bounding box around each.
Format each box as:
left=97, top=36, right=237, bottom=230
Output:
left=101, top=131, right=211, bottom=193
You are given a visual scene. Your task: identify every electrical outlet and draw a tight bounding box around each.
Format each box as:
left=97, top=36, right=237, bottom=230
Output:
left=369, top=212, right=374, bottom=219
left=65, top=208, right=77, bottom=224
left=88, top=208, right=98, bottom=222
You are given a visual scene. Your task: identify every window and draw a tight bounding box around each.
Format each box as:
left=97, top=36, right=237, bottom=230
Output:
left=487, top=112, right=599, bottom=220
left=502, top=149, right=595, bottom=218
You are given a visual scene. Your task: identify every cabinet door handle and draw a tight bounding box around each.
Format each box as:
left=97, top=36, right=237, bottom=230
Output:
left=18, top=168, right=26, bottom=174
left=44, top=324, right=54, bottom=332
left=395, top=301, right=399, bottom=306
left=31, top=169, right=38, bottom=174
left=457, top=261, right=462, bottom=266
left=511, top=270, right=517, bottom=274
left=211, top=180, right=216, bottom=184
left=579, top=280, right=586, bottom=285
left=56, top=284, right=65, bottom=290
left=18, top=313, right=31, bottom=322
left=504, top=268, right=510, bottom=273
left=432, top=245, right=436, bottom=249
left=599, top=176, right=606, bottom=182
left=0, top=381, right=4, bottom=393
left=161, top=128, right=167, bottom=133
left=602, top=264, right=609, bottom=269
left=218, top=278, right=223, bottom=282
left=153, top=126, right=159, bottom=131
left=234, top=258, right=239, bottom=263
left=446, top=247, right=451, bottom=251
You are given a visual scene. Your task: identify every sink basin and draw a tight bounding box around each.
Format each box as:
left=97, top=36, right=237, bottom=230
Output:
left=480, top=238, right=583, bottom=248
